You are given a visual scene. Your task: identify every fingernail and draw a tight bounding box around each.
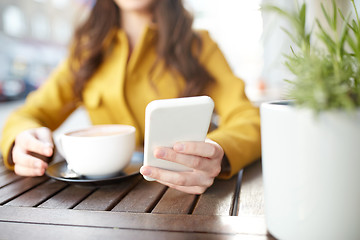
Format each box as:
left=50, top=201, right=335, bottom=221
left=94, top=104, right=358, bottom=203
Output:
left=44, top=148, right=52, bottom=156
left=38, top=168, right=45, bottom=176
left=141, top=167, right=151, bottom=176
left=155, top=149, right=165, bottom=158
left=43, top=143, right=53, bottom=155
left=174, top=143, right=184, bottom=152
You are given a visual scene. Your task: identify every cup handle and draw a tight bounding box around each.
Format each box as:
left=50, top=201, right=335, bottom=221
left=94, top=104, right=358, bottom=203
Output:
left=56, top=135, right=75, bottom=170
left=56, top=134, right=66, bottom=159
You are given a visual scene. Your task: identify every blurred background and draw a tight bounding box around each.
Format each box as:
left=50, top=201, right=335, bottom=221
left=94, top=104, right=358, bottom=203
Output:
left=0, top=0, right=90, bottom=103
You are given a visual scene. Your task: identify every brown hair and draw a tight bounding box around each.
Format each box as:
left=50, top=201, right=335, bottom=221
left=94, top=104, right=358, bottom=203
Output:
left=70, top=0, right=214, bottom=99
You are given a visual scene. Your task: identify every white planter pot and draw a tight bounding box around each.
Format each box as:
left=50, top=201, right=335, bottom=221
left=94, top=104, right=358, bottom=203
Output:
left=260, top=100, right=360, bottom=240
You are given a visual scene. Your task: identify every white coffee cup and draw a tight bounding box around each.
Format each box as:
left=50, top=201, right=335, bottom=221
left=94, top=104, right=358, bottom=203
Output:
left=58, top=124, right=136, bottom=178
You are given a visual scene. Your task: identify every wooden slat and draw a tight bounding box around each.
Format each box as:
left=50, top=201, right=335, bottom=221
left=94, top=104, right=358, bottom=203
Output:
left=152, top=188, right=197, bottom=214
left=0, top=221, right=272, bottom=240
left=0, top=176, right=48, bottom=204
left=0, top=156, right=8, bottom=175
left=192, top=174, right=238, bottom=216
left=5, top=179, right=68, bottom=207
left=74, top=175, right=142, bottom=211
left=0, top=172, right=23, bottom=188
left=38, top=185, right=96, bottom=209
left=111, top=179, right=167, bottom=213
left=237, top=161, right=264, bottom=216
left=0, top=206, right=270, bottom=237
left=0, top=166, right=8, bottom=175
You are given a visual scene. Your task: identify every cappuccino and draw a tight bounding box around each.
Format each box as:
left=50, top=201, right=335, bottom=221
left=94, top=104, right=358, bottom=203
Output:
left=66, top=125, right=132, bottom=137
left=68, top=130, right=128, bottom=137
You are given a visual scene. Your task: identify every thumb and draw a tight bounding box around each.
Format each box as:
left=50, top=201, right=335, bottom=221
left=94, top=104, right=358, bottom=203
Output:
left=35, top=127, right=54, bottom=155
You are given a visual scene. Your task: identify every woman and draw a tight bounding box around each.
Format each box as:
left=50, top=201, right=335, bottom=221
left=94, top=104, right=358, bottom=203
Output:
left=0, top=0, right=261, bottom=194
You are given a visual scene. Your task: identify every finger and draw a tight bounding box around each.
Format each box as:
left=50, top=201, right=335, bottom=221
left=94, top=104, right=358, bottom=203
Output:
left=156, top=180, right=208, bottom=195
left=34, top=128, right=54, bottom=161
left=14, top=162, right=46, bottom=176
left=173, top=141, right=222, bottom=159
left=154, top=147, right=219, bottom=174
left=35, top=127, right=54, bottom=148
left=13, top=148, right=49, bottom=169
left=16, top=131, right=53, bottom=157
left=140, top=165, right=213, bottom=187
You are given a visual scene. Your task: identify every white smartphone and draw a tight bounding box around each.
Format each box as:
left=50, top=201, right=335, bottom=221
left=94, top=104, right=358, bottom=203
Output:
left=143, top=96, right=215, bottom=181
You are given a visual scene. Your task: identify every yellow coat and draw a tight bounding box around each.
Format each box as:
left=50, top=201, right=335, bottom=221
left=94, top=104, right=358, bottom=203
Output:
left=0, top=27, right=261, bottom=178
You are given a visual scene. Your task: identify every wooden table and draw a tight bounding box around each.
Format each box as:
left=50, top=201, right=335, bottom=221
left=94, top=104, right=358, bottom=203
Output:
left=0, top=155, right=274, bottom=239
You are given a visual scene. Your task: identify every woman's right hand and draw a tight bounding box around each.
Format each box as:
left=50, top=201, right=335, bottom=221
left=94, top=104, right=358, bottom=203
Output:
left=12, top=127, right=54, bottom=176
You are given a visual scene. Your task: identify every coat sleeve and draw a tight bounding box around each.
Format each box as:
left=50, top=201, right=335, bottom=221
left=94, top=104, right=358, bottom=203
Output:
left=0, top=60, right=78, bottom=169
left=199, top=31, right=262, bottom=179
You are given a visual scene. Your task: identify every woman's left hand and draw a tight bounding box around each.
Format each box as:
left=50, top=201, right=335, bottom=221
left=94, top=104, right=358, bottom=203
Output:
left=140, top=139, right=224, bottom=194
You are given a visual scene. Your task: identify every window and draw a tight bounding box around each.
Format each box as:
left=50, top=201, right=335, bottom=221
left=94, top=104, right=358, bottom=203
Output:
left=185, top=0, right=263, bottom=89
left=3, top=5, right=27, bottom=37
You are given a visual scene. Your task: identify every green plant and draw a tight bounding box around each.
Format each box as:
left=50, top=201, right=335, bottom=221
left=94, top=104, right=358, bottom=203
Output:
left=263, top=0, right=360, bottom=112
